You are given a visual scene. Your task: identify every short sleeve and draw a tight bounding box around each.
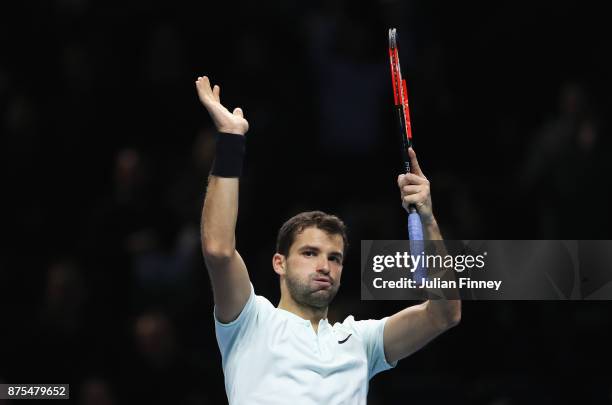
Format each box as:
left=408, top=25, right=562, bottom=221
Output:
left=350, top=316, right=398, bottom=379
left=214, top=283, right=258, bottom=362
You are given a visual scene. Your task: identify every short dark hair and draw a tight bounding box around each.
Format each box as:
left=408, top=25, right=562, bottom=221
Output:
left=276, top=211, right=348, bottom=256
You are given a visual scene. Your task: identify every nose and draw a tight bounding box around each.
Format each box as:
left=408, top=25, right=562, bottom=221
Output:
left=317, top=255, right=330, bottom=274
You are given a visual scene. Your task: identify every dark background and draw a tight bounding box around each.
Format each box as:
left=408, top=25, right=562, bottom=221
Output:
left=1, top=0, right=611, bottom=404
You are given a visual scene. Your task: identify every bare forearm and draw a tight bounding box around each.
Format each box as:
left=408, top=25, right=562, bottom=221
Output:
left=422, top=217, right=442, bottom=240
left=195, top=75, right=248, bottom=258
left=423, top=217, right=461, bottom=328
left=201, top=175, right=239, bottom=256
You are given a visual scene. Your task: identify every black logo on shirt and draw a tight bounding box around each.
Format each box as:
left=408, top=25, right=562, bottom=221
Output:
left=338, top=334, right=352, bottom=344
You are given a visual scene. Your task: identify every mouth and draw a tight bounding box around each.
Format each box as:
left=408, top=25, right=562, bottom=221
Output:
left=313, top=277, right=332, bottom=288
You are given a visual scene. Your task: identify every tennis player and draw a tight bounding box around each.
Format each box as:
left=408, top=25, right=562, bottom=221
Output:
left=196, top=75, right=461, bottom=405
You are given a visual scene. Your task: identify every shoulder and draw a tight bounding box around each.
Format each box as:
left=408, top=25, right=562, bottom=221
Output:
left=253, top=293, right=275, bottom=317
left=215, top=284, right=275, bottom=328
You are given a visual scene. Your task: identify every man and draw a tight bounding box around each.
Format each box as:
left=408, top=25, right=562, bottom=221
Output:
left=196, top=75, right=460, bottom=404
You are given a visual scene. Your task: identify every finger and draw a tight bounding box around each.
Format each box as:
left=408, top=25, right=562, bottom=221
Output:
left=402, top=191, right=428, bottom=206
left=408, top=148, right=424, bottom=177
left=199, top=75, right=211, bottom=89
left=400, top=173, right=428, bottom=186
left=196, top=76, right=213, bottom=98
left=233, top=107, right=244, bottom=118
left=402, top=185, right=421, bottom=195
left=213, top=85, right=220, bottom=102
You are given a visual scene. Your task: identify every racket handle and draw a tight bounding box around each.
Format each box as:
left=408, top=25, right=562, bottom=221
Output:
left=408, top=211, right=426, bottom=286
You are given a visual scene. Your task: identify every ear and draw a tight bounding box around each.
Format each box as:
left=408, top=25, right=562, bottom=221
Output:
left=272, top=253, right=286, bottom=276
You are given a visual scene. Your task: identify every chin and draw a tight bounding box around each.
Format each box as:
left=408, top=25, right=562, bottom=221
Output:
left=308, top=290, right=337, bottom=307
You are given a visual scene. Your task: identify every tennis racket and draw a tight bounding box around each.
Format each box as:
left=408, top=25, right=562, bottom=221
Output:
left=388, top=28, right=426, bottom=283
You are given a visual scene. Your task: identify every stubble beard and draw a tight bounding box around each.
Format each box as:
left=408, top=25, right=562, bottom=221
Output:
left=285, top=269, right=339, bottom=309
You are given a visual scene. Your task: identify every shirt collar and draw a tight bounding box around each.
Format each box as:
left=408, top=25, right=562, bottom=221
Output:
left=276, top=307, right=329, bottom=329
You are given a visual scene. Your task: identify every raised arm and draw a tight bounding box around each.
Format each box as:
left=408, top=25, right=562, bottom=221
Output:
left=383, top=148, right=461, bottom=364
left=196, top=76, right=251, bottom=324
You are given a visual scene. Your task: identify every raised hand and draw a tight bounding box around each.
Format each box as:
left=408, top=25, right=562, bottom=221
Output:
left=195, top=76, right=249, bottom=135
left=397, top=148, right=434, bottom=223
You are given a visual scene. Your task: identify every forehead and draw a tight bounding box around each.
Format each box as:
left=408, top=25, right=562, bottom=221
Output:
left=290, top=227, right=344, bottom=252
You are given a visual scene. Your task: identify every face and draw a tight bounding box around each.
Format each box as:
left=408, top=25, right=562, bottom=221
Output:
left=276, top=227, right=344, bottom=309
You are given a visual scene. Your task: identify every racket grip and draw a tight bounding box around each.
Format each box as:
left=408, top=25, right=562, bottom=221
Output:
left=408, top=211, right=426, bottom=286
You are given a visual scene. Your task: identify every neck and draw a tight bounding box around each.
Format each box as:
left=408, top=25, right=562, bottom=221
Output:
left=278, top=295, right=328, bottom=332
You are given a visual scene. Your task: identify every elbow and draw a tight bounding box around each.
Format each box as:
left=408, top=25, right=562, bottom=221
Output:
left=202, top=240, right=235, bottom=263
left=445, top=302, right=462, bottom=329
left=430, top=300, right=461, bottom=331
left=447, top=308, right=461, bottom=328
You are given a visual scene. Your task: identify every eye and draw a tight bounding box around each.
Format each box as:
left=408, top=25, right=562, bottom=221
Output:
left=303, top=250, right=316, bottom=257
left=329, top=256, right=342, bottom=264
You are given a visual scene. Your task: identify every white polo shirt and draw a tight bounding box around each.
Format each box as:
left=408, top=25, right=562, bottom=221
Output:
left=214, top=284, right=397, bottom=405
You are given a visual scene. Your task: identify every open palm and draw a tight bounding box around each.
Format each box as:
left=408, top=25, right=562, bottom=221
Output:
left=195, top=76, right=249, bottom=135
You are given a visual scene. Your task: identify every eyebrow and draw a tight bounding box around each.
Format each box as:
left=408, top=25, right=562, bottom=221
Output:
left=299, top=245, right=344, bottom=260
